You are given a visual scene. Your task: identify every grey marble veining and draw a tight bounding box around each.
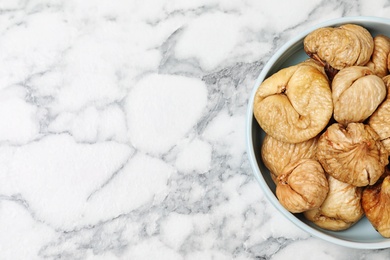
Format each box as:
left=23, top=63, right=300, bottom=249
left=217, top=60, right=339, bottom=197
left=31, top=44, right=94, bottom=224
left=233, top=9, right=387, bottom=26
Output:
left=2, top=0, right=390, bottom=259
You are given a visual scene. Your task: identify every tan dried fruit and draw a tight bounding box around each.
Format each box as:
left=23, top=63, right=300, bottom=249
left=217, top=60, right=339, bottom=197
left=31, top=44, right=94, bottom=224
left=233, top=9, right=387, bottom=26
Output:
left=304, top=175, right=364, bottom=231
left=276, top=158, right=329, bottom=213
left=332, top=66, right=386, bottom=124
left=368, top=75, right=390, bottom=153
left=362, top=175, right=390, bottom=237
left=261, top=134, right=318, bottom=183
left=304, top=24, right=374, bottom=70
left=341, top=24, right=374, bottom=66
left=366, top=35, right=390, bottom=77
left=316, top=123, right=388, bottom=187
left=388, top=50, right=390, bottom=72
left=253, top=61, right=333, bottom=143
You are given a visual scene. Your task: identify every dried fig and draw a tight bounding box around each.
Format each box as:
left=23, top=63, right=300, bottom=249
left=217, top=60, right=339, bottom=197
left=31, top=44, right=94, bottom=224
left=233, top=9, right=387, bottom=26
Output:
left=261, top=134, right=318, bottom=183
left=366, top=35, right=390, bottom=77
left=332, top=66, right=386, bottom=124
left=253, top=61, right=333, bottom=143
left=316, top=123, right=388, bottom=187
left=368, top=75, right=390, bottom=153
left=304, top=24, right=374, bottom=70
left=362, top=175, right=390, bottom=237
left=341, top=24, right=374, bottom=66
left=276, top=158, right=329, bottom=213
left=387, top=48, right=390, bottom=73
left=304, top=175, right=364, bottom=231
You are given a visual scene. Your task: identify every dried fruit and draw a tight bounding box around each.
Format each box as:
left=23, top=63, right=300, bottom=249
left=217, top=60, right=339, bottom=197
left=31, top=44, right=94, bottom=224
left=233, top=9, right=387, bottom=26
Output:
left=368, top=75, right=390, bottom=153
left=341, top=24, right=375, bottom=66
left=362, top=175, right=390, bottom=237
left=316, top=123, right=388, bottom=187
left=253, top=60, right=333, bottom=143
left=276, top=159, right=329, bottom=213
left=332, top=66, right=386, bottom=125
left=304, top=175, right=364, bottom=231
left=261, top=134, right=318, bottom=183
left=304, top=24, right=374, bottom=71
left=366, top=35, right=390, bottom=77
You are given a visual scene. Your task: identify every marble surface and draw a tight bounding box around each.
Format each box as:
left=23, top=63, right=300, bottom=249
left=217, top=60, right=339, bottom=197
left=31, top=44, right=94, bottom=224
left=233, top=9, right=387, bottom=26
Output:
left=2, top=0, right=390, bottom=259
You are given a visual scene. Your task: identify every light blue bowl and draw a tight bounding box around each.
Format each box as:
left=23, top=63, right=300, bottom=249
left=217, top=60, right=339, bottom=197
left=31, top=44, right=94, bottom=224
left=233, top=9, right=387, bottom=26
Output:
left=246, top=16, right=390, bottom=249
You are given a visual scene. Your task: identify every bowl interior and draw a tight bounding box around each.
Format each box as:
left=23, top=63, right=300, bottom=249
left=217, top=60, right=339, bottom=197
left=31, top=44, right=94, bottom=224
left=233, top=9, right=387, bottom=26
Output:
left=247, top=17, right=390, bottom=249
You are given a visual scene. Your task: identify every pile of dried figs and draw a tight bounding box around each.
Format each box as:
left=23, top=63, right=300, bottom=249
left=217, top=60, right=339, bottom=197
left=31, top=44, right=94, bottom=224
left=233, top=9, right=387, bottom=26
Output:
left=253, top=23, right=390, bottom=237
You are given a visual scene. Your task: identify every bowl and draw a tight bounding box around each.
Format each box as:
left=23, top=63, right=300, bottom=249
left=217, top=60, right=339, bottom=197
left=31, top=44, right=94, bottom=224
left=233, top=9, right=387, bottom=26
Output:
left=246, top=16, right=390, bottom=249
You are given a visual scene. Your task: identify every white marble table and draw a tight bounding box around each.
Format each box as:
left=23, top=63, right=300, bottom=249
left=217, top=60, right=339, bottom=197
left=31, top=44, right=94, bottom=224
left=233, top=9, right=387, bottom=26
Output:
left=1, top=0, right=390, bottom=259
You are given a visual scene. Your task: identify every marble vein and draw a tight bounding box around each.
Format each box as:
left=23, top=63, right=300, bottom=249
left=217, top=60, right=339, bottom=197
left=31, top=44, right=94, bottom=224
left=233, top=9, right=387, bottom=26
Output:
left=2, top=0, right=390, bottom=259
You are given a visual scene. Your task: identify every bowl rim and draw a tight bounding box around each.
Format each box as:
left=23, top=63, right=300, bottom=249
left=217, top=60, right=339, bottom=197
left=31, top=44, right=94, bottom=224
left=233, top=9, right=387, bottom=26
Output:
left=246, top=16, right=390, bottom=249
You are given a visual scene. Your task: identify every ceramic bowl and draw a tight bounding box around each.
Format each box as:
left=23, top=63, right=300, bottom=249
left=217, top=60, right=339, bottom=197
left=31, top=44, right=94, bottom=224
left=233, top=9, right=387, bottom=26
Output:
left=246, top=16, right=390, bottom=249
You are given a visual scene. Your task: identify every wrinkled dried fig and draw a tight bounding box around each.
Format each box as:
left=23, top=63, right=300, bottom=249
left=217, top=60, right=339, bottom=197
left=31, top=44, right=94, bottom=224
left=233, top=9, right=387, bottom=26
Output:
left=362, top=175, right=390, bottom=237
left=316, top=123, right=388, bottom=187
left=368, top=75, right=390, bottom=154
left=341, top=24, right=375, bottom=66
left=332, top=66, right=386, bottom=124
left=304, top=175, right=364, bottom=231
left=261, top=134, right=318, bottom=183
left=366, top=35, right=390, bottom=77
left=304, top=24, right=373, bottom=70
left=388, top=52, right=390, bottom=72
left=253, top=61, right=333, bottom=143
left=276, top=158, right=329, bottom=213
